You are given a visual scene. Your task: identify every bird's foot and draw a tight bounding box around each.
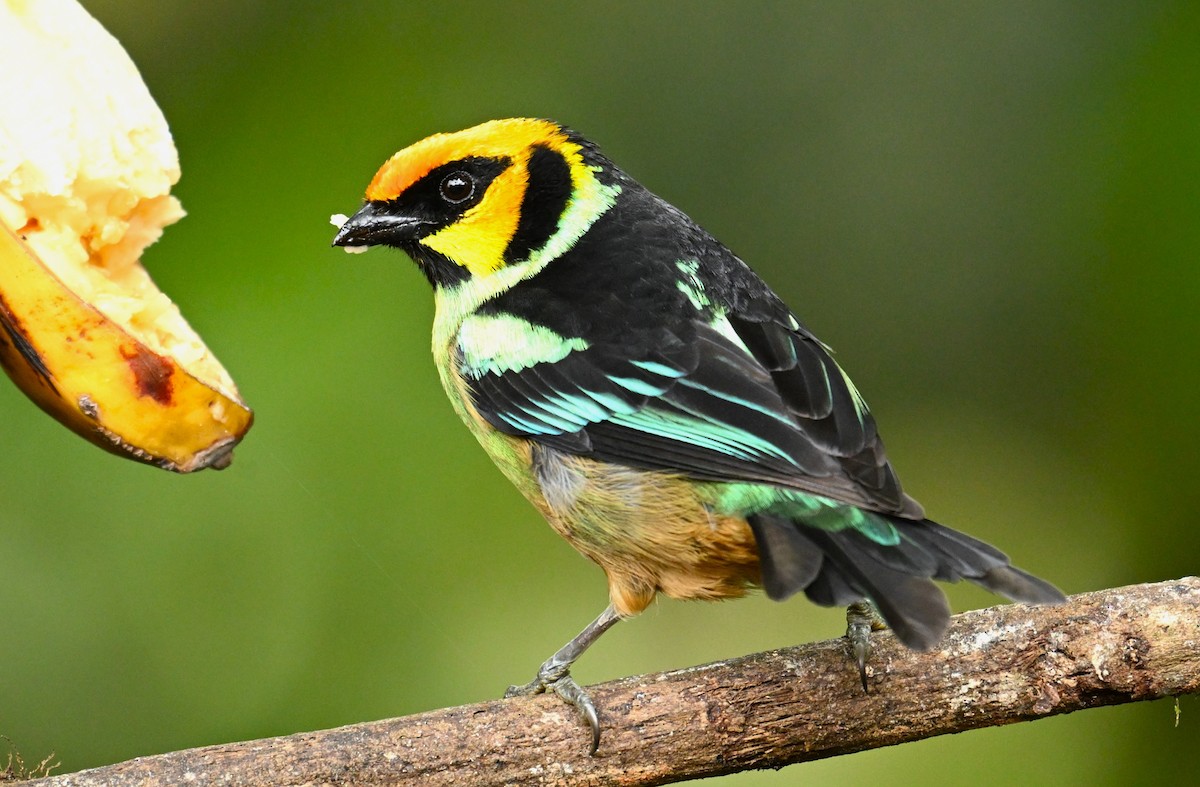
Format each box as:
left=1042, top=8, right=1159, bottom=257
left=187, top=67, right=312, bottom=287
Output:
left=504, top=605, right=620, bottom=755
left=845, top=600, right=888, bottom=692
left=506, top=661, right=601, bottom=755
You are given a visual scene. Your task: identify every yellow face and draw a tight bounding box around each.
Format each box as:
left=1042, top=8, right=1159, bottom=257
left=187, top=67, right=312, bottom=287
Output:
left=361, top=118, right=594, bottom=279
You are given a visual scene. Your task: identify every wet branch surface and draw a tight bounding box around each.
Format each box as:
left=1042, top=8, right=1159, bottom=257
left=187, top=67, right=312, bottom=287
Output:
left=20, top=578, right=1200, bottom=786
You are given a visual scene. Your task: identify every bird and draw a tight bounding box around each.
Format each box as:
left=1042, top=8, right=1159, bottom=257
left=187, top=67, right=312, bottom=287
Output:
left=331, top=117, right=1065, bottom=754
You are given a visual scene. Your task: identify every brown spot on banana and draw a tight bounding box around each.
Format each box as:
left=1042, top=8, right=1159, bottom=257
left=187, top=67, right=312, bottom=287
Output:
left=119, top=343, right=174, bottom=405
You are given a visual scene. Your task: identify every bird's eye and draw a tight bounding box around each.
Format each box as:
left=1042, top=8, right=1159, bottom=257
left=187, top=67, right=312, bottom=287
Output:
left=439, top=172, right=475, bottom=204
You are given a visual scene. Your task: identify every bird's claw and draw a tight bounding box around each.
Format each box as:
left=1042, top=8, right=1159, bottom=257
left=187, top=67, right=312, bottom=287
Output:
left=845, top=600, right=886, bottom=693
left=506, top=665, right=602, bottom=755
left=550, top=674, right=602, bottom=756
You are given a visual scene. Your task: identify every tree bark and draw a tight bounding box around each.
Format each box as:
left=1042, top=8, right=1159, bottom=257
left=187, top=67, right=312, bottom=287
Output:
left=19, top=578, right=1200, bottom=787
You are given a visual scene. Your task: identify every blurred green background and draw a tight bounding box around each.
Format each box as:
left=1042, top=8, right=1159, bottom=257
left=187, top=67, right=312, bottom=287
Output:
left=3, top=1, right=1197, bottom=783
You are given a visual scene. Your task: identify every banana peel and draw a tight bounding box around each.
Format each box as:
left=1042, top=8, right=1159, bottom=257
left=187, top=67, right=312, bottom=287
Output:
left=0, top=0, right=252, bottom=472
left=0, top=224, right=251, bottom=472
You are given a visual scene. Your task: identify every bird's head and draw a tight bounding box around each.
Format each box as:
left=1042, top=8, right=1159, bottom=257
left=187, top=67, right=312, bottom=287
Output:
left=332, top=118, right=621, bottom=291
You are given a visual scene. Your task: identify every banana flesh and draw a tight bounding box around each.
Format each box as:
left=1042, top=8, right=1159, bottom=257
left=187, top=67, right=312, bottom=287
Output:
left=0, top=0, right=252, bottom=472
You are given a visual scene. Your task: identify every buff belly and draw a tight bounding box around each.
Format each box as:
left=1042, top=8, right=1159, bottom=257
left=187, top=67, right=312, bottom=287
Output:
left=525, top=443, right=763, bottom=616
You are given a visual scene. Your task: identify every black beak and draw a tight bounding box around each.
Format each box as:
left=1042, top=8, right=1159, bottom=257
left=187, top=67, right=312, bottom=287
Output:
left=332, top=202, right=427, bottom=248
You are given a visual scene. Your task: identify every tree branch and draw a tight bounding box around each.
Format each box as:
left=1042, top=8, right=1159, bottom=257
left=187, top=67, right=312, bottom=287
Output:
left=20, top=578, right=1200, bottom=786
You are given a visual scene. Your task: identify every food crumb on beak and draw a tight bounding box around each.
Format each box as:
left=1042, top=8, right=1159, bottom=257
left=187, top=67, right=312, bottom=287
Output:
left=329, top=213, right=370, bottom=254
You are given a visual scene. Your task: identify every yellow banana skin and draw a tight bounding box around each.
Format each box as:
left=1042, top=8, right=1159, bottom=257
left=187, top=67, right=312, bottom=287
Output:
left=0, top=224, right=252, bottom=472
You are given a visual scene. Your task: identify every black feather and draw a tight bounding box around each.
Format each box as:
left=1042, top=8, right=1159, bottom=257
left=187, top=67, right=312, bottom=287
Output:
left=799, top=527, right=952, bottom=650
left=804, top=562, right=866, bottom=608
left=746, top=514, right=823, bottom=601
left=975, top=565, right=1066, bottom=604
left=746, top=513, right=1063, bottom=650
left=506, top=144, right=573, bottom=263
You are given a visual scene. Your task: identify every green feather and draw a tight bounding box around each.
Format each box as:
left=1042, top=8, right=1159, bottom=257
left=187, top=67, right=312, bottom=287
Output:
left=704, top=482, right=901, bottom=545
left=610, top=407, right=798, bottom=465
left=675, top=259, right=710, bottom=309
left=835, top=361, right=870, bottom=425
left=458, top=313, right=589, bottom=377
left=607, top=375, right=672, bottom=397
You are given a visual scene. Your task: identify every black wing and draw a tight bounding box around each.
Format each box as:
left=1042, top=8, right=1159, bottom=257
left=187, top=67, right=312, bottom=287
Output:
left=458, top=305, right=921, bottom=517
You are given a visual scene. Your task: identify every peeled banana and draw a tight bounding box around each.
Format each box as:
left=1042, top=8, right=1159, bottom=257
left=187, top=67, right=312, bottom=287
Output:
left=0, top=0, right=252, bottom=472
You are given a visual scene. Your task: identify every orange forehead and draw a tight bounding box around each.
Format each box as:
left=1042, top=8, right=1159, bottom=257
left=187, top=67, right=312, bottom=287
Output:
left=365, top=118, right=571, bottom=201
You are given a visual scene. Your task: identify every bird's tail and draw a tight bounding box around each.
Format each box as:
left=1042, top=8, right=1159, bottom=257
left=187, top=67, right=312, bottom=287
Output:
left=746, top=513, right=1066, bottom=650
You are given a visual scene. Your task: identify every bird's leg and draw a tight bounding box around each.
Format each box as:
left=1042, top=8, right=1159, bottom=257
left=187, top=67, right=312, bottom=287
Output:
left=845, top=599, right=887, bottom=692
left=505, top=604, right=622, bottom=755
